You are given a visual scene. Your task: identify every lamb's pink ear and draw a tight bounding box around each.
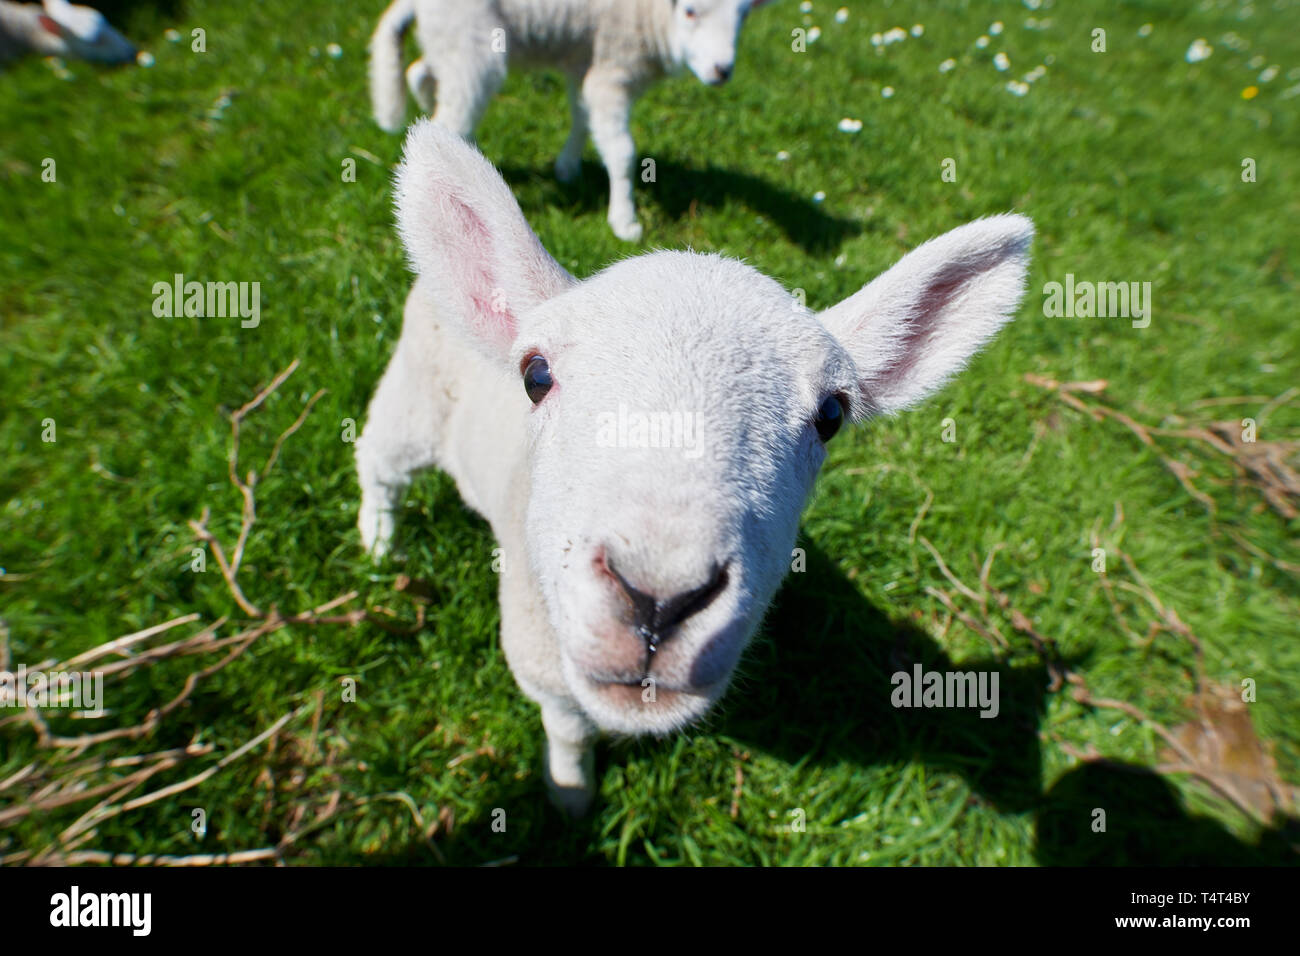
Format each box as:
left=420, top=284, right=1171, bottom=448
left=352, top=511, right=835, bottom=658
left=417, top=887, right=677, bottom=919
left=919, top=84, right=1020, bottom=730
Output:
left=394, top=121, right=573, bottom=363
left=819, top=214, right=1033, bottom=417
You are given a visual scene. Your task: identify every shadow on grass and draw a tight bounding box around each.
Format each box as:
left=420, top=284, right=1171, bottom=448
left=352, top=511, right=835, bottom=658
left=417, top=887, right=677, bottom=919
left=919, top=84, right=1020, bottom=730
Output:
left=716, top=538, right=1052, bottom=816
left=498, top=157, right=863, bottom=255
left=1037, top=762, right=1300, bottom=866
left=731, top=541, right=1298, bottom=865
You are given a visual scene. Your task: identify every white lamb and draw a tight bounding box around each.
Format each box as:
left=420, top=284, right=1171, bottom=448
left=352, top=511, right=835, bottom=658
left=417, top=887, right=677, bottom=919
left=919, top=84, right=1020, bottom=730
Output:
left=0, top=0, right=135, bottom=65
left=356, top=121, right=1035, bottom=815
left=369, top=0, right=773, bottom=242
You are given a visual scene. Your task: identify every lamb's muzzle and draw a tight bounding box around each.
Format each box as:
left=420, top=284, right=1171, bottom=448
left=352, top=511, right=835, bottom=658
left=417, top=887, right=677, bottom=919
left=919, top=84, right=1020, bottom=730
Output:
left=357, top=121, right=1035, bottom=815
left=606, top=555, right=730, bottom=655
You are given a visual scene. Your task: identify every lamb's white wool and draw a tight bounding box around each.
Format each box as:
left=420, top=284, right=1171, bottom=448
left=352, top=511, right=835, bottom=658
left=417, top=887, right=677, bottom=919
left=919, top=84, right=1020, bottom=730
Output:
left=368, top=0, right=772, bottom=242
left=356, top=122, right=1035, bottom=814
left=0, top=0, right=135, bottom=64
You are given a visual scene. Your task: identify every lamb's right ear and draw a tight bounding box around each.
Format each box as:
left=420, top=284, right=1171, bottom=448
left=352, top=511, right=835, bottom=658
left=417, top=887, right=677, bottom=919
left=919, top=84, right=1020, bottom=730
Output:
left=394, top=121, right=574, bottom=362
left=819, top=214, right=1034, bottom=417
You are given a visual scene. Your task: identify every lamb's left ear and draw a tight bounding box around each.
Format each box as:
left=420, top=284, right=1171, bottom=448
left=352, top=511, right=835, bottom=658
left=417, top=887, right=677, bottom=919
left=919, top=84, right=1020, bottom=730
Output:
left=818, top=214, right=1034, bottom=417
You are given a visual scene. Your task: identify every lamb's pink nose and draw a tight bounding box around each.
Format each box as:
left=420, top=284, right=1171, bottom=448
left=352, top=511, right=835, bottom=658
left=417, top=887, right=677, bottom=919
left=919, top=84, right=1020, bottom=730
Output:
left=607, top=558, right=729, bottom=653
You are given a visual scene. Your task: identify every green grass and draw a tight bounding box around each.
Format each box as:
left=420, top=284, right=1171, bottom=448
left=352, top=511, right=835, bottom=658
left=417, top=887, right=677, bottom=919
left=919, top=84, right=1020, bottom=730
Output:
left=1, top=0, right=1298, bottom=866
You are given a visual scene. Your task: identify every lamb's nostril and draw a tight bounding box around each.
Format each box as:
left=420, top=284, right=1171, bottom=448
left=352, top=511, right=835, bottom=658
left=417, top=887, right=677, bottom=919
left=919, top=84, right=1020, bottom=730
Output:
left=715, top=64, right=732, bottom=82
left=656, top=563, right=729, bottom=632
left=607, top=558, right=730, bottom=650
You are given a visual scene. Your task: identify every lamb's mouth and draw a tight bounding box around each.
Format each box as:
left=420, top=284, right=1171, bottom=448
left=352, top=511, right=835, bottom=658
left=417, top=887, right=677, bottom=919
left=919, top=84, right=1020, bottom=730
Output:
left=586, top=676, right=719, bottom=708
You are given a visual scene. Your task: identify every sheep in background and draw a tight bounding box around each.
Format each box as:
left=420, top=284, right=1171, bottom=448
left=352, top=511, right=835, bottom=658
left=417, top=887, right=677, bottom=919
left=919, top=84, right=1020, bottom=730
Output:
left=0, top=0, right=135, bottom=65
left=355, top=122, right=1035, bottom=815
left=369, top=0, right=773, bottom=242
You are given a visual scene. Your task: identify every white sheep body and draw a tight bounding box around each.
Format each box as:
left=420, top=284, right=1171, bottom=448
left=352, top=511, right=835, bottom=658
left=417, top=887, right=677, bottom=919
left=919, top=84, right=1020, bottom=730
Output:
left=357, top=122, right=1035, bottom=814
left=369, top=0, right=769, bottom=241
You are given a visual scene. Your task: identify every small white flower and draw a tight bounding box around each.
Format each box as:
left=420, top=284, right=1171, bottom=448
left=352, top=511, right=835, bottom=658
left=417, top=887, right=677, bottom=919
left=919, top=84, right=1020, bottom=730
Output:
left=881, top=85, right=894, bottom=97
left=1185, top=38, right=1213, bottom=63
left=993, top=52, right=1010, bottom=71
left=164, top=28, right=181, bottom=42
left=975, top=35, right=990, bottom=49
left=327, top=42, right=343, bottom=59
left=1006, top=80, right=1029, bottom=96
left=837, top=117, right=863, bottom=133
left=136, top=50, right=154, bottom=67
left=871, top=32, right=883, bottom=47
left=1259, top=66, right=1278, bottom=82
left=776, top=150, right=791, bottom=161
left=799, top=1, right=812, bottom=12
left=812, top=190, right=827, bottom=203
left=808, top=26, right=821, bottom=43
left=835, top=7, right=849, bottom=24
left=1024, top=0, right=1042, bottom=8
left=990, top=21, right=1004, bottom=35
left=911, top=24, right=924, bottom=37
left=1137, top=23, right=1153, bottom=38
left=938, top=58, right=956, bottom=73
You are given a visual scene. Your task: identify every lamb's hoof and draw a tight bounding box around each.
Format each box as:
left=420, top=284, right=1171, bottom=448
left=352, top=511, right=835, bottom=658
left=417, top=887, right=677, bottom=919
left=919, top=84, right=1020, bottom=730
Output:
left=547, top=780, right=594, bottom=818
left=610, top=219, right=643, bottom=243
left=555, top=155, right=581, bottom=184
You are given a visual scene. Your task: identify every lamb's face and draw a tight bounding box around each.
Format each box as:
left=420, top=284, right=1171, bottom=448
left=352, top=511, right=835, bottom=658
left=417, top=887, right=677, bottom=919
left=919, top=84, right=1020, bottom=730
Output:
left=511, top=253, right=859, bottom=735
left=670, top=0, right=760, bottom=86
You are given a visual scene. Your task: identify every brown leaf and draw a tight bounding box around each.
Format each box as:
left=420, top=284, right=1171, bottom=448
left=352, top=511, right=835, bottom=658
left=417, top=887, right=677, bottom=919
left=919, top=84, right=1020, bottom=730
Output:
left=1164, top=682, right=1290, bottom=821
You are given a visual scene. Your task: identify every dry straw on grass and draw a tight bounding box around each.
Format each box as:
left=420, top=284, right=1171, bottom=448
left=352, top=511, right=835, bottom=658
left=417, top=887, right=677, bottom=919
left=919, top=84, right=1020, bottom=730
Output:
left=0, top=361, right=430, bottom=866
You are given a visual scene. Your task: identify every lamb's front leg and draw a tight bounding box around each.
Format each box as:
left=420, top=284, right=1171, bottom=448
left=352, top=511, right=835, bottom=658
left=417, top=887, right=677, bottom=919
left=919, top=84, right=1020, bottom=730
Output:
left=555, top=71, right=589, bottom=184
left=355, top=333, right=441, bottom=558
left=583, top=70, right=642, bottom=242
left=497, top=544, right=599, bottom=815
left=539, top=698, right=598, bottom=817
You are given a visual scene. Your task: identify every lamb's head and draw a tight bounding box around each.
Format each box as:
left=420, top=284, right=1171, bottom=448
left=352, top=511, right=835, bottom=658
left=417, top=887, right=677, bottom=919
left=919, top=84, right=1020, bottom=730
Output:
left=37, top=0, right=136, bottom=64
left=394, top=122, right=1034, bottom=735
left=668, top=0, right=772, bottom=86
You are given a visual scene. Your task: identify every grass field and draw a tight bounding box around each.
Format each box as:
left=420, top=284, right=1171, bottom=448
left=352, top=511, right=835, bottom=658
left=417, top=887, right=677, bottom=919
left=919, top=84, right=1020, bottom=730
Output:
left=1, top=0, right=1298, bottom=866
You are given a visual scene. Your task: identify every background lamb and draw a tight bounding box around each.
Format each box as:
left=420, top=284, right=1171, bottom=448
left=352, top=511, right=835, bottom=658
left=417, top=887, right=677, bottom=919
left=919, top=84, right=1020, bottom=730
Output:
left=369, top=0, right=772, bottom=241
left=0, top=0, right=135, bottom=65
left=356, top=122, right=1035, bottom=814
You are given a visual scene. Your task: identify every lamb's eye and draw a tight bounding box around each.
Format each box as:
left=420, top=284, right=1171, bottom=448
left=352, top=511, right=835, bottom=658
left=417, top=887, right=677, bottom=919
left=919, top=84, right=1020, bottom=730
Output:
left=814, top=394, right=844, bottom=443
left=683, top=6, right=698, bottom=19
left=522, top=354, right=553, bottom=404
